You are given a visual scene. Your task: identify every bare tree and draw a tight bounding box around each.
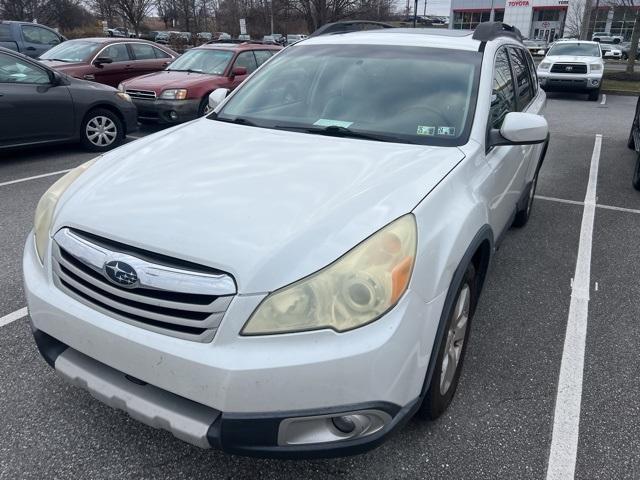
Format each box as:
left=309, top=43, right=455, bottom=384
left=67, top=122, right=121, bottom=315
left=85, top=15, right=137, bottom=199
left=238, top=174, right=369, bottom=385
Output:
left=113, top=0, right=153, bottom=33
left=564, top=0, right=585, bottom=38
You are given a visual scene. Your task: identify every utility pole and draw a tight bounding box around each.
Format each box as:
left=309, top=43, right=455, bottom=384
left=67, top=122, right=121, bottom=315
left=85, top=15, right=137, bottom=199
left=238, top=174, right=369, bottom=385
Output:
left=413, top=0, right=418, bottom=26
left=590, top=0, right=600, bottom=39
left=423, top=0, right=427, bottom=16
left=270, top=0, right=274, bottom=34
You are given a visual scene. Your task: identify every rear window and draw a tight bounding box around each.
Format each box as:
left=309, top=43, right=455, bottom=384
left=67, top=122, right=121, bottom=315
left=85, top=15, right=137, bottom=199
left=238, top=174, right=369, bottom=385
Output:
left=0, top=24, right=11, bottom=41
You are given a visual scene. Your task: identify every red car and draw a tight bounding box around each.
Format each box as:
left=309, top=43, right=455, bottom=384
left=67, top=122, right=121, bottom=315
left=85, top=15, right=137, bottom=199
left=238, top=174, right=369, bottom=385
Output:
left=39, top=38, right=178, bottom=87
left=119, top=43, right=281, bottom=124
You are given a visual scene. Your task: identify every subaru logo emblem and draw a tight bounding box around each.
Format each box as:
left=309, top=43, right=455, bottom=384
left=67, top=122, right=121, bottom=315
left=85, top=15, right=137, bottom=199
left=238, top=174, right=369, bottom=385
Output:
left=104, top=260, right=138, bottom=287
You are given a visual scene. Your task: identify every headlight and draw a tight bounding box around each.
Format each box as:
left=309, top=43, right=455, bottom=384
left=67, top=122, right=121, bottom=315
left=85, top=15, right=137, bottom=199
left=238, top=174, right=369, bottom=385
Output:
left=538, top=62, right=551, bottom=70
left=242, top=215, right=417, bottom=335
left=34, top=160, right=96, bottom=262
left=590, top=63, right=603, bottom=71
left=159, top=89, right=188, bottom=100
left=116, top=92, right=131, bottom=102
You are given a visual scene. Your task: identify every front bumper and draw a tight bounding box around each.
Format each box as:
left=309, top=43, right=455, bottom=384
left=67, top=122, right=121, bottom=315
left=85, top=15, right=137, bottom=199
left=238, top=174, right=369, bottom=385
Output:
left=537, top=71, right=602, bottom=91
left=23, top=233, right=445, bottom=457
left=120, top=102, right=139, bottom=134
left=131, top=98, right=200, bottom=124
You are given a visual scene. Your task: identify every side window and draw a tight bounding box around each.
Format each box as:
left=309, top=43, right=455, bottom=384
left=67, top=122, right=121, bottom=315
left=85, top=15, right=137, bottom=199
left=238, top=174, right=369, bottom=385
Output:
left=153, top=47, right=171, bottom=59
left=524, top=49, right=538, bottom=95
left=130, top=43, right=156, bottom=60
left=490, top=47, right=516, bottom=130
left=233, top=51, right=258, bottom=74
left=508, top=47, right=534, bottom=110
left=101, top=44, right=131, bottom=62
left=253, top=50, right=273, bottom=67
left=22, top=25, right=61, bottom=45
left=0, top=52, right=50, bottom=84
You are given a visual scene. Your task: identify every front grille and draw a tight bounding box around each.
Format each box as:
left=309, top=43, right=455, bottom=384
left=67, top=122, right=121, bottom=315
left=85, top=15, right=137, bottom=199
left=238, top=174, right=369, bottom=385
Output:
left=126, top=89, right=157, bottom=100
left=550, top=63, right=587, bottom=74
left=51, top=228, right=236, bottom=342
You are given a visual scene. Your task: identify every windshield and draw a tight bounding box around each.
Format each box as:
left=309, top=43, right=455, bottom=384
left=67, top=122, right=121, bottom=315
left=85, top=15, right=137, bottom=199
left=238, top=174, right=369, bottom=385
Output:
left=40, top=40, right=99, bottom=62
left=167, top=48, right=233, bottom=74
left=547, top=43, right=601, bottom=57
left=215, top=44, right=481, bottom=146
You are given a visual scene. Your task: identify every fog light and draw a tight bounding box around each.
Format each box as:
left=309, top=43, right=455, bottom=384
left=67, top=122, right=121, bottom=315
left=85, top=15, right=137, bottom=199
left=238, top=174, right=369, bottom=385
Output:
left=591, top=79, right=600, bottom=86
left=332, top=415, right=356, bottom=433
left=169, top=111, right=178, bottom=120
left=278, top=409, right=391, bottom=446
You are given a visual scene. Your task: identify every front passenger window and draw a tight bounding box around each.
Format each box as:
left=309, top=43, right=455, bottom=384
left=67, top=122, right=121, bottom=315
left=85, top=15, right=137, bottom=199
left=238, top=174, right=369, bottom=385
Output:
left=509, top=47, right=534, bottom=109
left=490, top=48, right=516, bottom=129
left=233, top=51, right=258, bottom=74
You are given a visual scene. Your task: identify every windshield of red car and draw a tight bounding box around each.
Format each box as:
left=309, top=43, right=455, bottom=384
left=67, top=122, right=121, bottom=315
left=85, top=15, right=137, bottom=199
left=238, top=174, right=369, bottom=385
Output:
left=167, top=49, right=233, bottom=75
left=40, top=40, right=100, bottom=62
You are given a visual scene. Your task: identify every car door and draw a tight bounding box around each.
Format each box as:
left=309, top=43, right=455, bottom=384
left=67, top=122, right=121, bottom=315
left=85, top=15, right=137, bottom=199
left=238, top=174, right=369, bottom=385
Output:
left=483, top=46, right=529, bottom=236
left=20, top=24, right=63, bottom=58
left=228, top=51, right=258, bottom=89
left=91, top=43, right=134, bottom=87
left=128, top=42, right=173, bottom=77
left=0, top=51, right=74, bottom=146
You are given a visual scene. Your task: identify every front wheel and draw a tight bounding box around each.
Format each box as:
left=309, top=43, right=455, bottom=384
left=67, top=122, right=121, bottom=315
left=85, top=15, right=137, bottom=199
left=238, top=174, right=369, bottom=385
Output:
left=80, top=108, right=124, bottom=152
left=588, top=89, right=600, bottom=101
left=419, top=264, right=476, bottom=420
left=633, top=153, right=640, bottom=191
left=513, top=170, right=539, bottom=228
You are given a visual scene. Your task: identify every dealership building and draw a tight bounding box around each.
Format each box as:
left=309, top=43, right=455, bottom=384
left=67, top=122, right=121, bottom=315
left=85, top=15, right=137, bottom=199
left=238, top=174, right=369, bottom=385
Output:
left=448, top=0, right=571, bottom=42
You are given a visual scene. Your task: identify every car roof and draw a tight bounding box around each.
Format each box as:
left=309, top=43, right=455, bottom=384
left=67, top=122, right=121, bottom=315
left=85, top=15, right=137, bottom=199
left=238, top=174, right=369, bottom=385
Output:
left=198, top=42, right=281, bottom=51
left=67, top=37, right=170, bottom=45
left=301, top=28, right=484, bottom=51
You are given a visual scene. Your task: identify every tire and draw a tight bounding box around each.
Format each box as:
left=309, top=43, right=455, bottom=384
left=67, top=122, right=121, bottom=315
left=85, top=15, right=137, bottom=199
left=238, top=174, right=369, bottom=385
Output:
left=513, top=169, right=539, bottom=228
left=633, top=153, right=640, bottom=191
left=419, top=263, right=477, bottom=420
left=628, top=124, right=636, bottom=150
left=80, top=108, right=124, bottom=152
left=623, top=52, right=629, bottom=60
left=198, top=96, right=212, bottom=117
left=588, top=89, right=600, bottom=101
left=614, top=38, right=621, bottom=44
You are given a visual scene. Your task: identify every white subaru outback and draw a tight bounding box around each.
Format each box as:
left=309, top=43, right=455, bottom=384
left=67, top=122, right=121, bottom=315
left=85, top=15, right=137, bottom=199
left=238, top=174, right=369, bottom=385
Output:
left=23, top=22, right=548, bottom=458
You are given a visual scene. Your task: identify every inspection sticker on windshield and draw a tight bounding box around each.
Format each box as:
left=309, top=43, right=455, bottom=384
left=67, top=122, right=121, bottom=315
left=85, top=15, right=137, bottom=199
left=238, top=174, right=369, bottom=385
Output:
left=314, top=119, right=353, bottom=128
left=416, top=126, right=435, bottom=136
left=437, top=126, right=456, bottom=136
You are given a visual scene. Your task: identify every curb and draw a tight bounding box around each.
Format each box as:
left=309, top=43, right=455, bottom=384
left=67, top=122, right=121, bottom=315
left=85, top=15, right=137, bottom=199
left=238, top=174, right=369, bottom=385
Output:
left=601, top=89, right=639, bottom=96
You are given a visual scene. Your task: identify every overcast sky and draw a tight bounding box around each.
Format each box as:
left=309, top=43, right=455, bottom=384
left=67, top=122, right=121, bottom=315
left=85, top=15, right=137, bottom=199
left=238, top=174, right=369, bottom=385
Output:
left=401, top=0, right=451, bottom=16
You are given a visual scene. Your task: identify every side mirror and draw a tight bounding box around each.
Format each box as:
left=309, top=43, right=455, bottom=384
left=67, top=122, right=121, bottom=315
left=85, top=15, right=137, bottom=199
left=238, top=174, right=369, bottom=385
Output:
left=208, top=88, right=229, bottom=111
left=229, top=66, right=247, bottom=79
left=50, top=71, right=65, bottom=86
left=489, top=112, right=548, bottom=147
left=93, top=56, right=113, bottom=67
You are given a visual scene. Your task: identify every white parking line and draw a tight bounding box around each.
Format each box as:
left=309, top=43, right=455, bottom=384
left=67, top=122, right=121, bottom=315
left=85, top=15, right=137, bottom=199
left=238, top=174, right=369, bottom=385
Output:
left=0, top=169, right=71, bottom=188
left=546, top=134, right=602, bottom=480
left=600, top=94, right=607, bottom=105
left=0, top=307, right=28, bottom=328
left=536, top=195, right=640, bottom=215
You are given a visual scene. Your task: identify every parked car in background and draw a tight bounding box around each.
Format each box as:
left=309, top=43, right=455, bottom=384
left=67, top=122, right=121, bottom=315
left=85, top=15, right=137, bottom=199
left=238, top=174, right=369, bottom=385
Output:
left=213, top=32, right=232, bottom=41
left=627, top=95, right=640, bottom=190
left=600, top=43, right=622, bottom=58
left=119, top=43, right=281, bottom=123
left=286, top=34, right=307, bottom=45
left=179, top=32, right=192, bottom=43
left=139, top=30, right=162, bottom=41
left=592, top=31, right=623, bottom=44
left=155, top=31, right=171, bottom=44
left=523, top=39, right=547, bottom=56
left=620, top=41, right=640, bottom=60
left=107, top=27, right=136, bottom=38
left=23, top=23, right=549, bottom=457
left=0, top=20, right=65, bottom=58
left=237, top=34, right=251, bottom=41
left=0, top=47, right=136, bottom=151
left=537, top=40, right=603, bottom=101
left=39, top=38, right=178, bottom=87
left=197, top=32, right=213, bottom=42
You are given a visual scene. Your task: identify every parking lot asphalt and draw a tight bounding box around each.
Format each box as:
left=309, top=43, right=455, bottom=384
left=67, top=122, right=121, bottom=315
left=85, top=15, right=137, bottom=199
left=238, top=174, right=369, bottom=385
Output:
left=1, top=94, right=639, bottom=479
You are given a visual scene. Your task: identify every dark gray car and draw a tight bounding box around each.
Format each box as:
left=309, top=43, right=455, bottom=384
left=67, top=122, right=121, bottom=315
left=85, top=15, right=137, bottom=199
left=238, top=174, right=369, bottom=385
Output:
left=0, top=47, right=137, bottom=152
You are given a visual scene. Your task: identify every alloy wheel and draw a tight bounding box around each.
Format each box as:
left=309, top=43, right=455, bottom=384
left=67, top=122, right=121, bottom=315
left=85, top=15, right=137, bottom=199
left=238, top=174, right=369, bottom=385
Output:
left=86, top=116, right=117, bottom=147
left=440, top=284, right=470, bottom=395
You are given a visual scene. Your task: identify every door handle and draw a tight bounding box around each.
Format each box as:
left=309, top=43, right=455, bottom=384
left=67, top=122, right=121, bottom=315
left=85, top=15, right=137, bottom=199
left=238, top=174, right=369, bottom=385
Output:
left=26, top=46, right=36, bottom=51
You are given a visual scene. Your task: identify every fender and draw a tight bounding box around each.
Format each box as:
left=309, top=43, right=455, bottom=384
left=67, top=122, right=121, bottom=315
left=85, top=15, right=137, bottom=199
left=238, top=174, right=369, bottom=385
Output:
left=419, top=224, right=494, bottom=397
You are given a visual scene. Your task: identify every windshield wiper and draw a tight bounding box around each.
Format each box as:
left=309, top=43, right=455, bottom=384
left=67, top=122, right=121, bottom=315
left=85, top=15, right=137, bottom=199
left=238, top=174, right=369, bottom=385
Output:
left=167, top=68, right=203, bottom=73
left=213, top=115, right=257, bottom=126
left=274, top=124, right=410, bottom=144
left=42, top=58, right=71, bottom=62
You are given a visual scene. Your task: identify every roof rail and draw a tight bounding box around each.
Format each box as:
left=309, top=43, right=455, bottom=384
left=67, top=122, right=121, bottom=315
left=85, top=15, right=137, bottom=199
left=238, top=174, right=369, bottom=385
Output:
left=309, top=20, right=394, bottom=38
left=472, top=22, right=523, bottom=42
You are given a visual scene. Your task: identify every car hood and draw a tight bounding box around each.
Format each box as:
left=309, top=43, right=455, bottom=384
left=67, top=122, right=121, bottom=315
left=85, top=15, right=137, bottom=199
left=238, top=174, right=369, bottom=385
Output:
left=544, top=55, right=602, bottom=63
left=122, top=70, right=219, bottom=94
left=54, top=120, right=464, bottom=294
